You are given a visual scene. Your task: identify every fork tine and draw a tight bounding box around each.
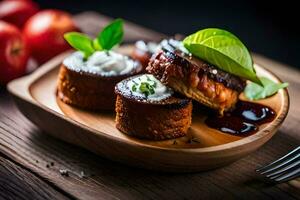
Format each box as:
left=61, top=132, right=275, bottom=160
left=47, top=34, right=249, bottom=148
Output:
left=256, top=146, right=300, bottom=172
left=266, top=160, right=300, bottom=178
left=259, top=153, right=300, bottom=175
left=274, top=168, right=300, bottom=183
left=257, top=153, right=300, bottom=175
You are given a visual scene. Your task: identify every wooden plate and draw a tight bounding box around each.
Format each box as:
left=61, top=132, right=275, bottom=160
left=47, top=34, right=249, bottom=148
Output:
left=7, top=46, right=289, bottom=172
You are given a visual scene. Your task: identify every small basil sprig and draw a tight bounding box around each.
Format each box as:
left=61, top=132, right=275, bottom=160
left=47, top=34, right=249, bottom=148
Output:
left=139, top=82, right=155, bottom=97
left=183, top=28, right=262, bottom=85
left=97, top=19, right=123, bottom=50
left=244, top=77, right=288, bottom=100
left=64, top=19, right=124, bottom=59
left=131, top=78, right=157, bottom=97
left=64, top=32, right=95, bottom=58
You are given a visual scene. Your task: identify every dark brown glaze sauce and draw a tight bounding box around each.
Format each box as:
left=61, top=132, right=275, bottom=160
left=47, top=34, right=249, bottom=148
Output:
left=205, top=101, right=276, bottom=136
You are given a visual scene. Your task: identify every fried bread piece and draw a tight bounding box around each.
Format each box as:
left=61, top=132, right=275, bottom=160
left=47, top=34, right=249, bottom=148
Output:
left=57, top=53, right=142, bottom=110
left=115, top=75, right=192, bottom=140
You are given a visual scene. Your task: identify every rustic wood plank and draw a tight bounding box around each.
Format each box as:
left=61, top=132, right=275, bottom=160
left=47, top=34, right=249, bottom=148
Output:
left=0, top=155, right=70, bottom=200
left=0, top=11, right=299, bottom=200
left=1, top=89, right=299, bottom=199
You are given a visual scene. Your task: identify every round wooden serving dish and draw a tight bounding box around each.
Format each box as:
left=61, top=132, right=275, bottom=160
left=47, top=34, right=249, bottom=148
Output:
left=7, top=46, right=289, bottom=172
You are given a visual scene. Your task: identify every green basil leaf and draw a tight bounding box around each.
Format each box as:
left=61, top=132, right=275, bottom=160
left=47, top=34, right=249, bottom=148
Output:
left=244, top=77, right=288, bottom=100
left=64, top=32, right=95, bottom=58
left=183, top=28, right=261, bottom=85
left=96, top=18, right=124, bottom=50
left=92, top=38, right=102, bottom=51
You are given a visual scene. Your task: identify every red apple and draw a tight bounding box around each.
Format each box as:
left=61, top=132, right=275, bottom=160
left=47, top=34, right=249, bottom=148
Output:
left=0, top=21, right=29, bottom=84
left=23, top=10, right=79, bottom=64
left=0, top=0, right=39, bottom=28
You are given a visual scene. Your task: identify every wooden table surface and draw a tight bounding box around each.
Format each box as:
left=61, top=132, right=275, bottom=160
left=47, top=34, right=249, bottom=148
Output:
left=1, top=12, right=300, bottom=200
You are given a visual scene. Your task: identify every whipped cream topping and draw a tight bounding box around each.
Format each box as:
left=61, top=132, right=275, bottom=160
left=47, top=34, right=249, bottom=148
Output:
left=63, top=51, right=137, bottom=76
left=135, top=40, right=160, bottom=54
left=126, top=74, right=173, bottom=101
left=135, top=39, right=189, bottom=55
left=160, top=39, right=190, bottom=54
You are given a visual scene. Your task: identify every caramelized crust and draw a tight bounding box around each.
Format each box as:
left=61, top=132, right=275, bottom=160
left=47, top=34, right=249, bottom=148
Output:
left=115, top=94, right=192, bottom=140
left=57, top=63, right=142, bottom=110
left=147, top=50, right=245, bottom=113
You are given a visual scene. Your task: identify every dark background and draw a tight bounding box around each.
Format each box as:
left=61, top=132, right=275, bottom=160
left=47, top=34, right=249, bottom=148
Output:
left=35, top=0, right=300, bottom=69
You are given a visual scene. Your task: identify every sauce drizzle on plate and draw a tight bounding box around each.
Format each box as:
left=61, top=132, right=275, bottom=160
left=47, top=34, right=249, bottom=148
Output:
left=205, top=101, right=276, bottom=136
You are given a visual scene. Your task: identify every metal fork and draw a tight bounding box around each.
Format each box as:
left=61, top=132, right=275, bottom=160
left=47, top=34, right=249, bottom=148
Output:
left=256, top=146, right=300, bottom=183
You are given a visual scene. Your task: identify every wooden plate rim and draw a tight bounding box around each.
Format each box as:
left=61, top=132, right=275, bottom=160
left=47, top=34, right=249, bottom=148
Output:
left=8, top=51, right=290, bottom=154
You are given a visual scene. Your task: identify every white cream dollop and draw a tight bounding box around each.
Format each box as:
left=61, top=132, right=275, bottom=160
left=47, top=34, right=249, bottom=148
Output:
left=127, top=74, right=173, bottom=101
left=63, top=51, right=137, bottom=76
left=135, top=40, right=160, bottom=54
left=160, top=39, right=189, bottom=54
left=135, top=39, right=189, bottom=56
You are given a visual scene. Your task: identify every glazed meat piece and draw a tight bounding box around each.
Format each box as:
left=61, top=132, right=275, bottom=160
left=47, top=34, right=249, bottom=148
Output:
left=147, top=40, right=246, bottom=114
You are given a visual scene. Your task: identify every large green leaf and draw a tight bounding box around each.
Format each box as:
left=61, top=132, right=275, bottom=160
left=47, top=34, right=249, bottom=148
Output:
left=183, top=28, right=261, bottom=84
left=244, top=77, right=288, bottom=100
